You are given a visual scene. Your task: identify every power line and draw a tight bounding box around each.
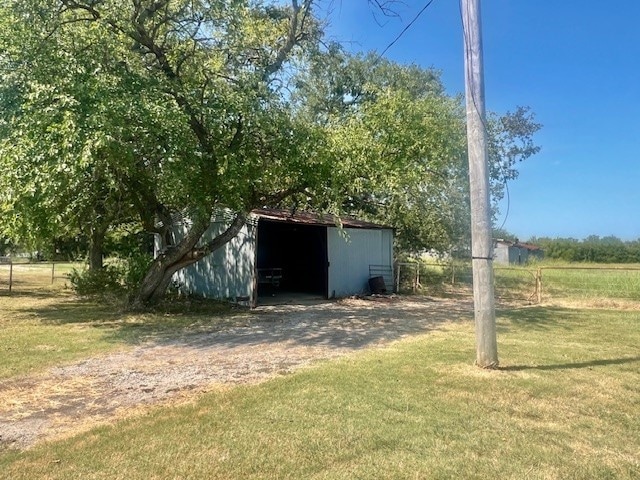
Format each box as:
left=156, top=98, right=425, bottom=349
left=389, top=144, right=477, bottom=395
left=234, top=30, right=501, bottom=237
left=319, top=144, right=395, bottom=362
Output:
left=372, top=0, right=512, bottom=235
left=497, top=178, right=510, bottom=231
left=374, top=0, right=438, bottom=64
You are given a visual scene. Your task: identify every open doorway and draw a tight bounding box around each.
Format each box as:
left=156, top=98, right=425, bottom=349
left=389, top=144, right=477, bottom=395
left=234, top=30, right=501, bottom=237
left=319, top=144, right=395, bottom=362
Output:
left=256, top=219, right=327, bottom=301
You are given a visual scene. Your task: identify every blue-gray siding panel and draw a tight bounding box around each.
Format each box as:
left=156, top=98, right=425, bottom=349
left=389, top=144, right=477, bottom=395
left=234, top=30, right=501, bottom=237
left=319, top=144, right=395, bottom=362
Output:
left=171, top=221, right=257, bottom=303
left=327, top=227, right=394, bottom=297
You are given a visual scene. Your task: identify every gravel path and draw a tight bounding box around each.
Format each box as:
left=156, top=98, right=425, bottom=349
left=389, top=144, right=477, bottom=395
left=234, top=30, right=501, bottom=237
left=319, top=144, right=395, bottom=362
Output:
left=0, top=296, right=472, bottom=450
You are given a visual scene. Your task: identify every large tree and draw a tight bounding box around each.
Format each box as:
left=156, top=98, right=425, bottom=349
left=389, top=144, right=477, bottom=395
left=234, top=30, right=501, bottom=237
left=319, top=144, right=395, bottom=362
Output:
left=0, top=1, right=540, bottom=306
left=1, top=0, right=341, bottom=305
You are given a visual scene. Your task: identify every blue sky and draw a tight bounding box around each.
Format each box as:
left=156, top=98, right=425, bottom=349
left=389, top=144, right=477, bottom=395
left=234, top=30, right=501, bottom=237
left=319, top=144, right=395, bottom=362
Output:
left=322, top=1, right=640, bottom=241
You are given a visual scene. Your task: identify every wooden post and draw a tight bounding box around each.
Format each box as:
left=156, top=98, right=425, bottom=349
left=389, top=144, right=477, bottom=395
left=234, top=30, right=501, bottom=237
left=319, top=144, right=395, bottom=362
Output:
left=462, top=0, right=498, bottom=368
left=536, top=267, right=542, bottom=304
left=8, top=261, right=12, bottom=294
left=51, top=262, right=55, bottom=284
left=412, top=264, right=416, bottom=292
left=451, top=259, right=456, bottom=285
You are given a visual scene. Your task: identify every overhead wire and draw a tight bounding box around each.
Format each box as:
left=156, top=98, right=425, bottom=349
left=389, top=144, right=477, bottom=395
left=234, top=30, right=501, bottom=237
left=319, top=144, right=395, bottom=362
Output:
left=370, top=0, right=511, bottom=237
left=373, top=0, right=438, bottom=64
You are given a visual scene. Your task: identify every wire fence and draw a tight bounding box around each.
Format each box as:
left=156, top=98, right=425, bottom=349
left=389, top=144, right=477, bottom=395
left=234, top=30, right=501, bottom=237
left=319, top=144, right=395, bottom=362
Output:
left=494, top=267, right=539, bottom=303
left=396, top=261, right=474, bottom=297
left=538, top=266, right=640, bottom=305
left=0, top=260, right=77, bottom=294
left=396, top=261, right=640, bottom=306
left=3, top=258, right=640, bottom=307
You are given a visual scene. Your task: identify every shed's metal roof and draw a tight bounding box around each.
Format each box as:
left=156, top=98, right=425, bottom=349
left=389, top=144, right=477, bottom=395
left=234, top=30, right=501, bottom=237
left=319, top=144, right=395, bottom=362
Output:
left=251, top=208, right=392, bottom=230
left=494, top=239, right=542, bottom=252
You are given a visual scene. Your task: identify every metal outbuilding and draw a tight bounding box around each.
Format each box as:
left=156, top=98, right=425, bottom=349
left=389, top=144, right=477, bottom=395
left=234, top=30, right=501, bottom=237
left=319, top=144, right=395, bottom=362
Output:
left=493, top=239, right=543, bottom=265
left=168, top=209, right=394, bottom=306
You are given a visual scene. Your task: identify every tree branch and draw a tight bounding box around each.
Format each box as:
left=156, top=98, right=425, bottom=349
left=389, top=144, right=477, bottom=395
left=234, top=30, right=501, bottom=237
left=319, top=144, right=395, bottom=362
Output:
left=188, top=212, right=247, bottom=261
left=262, top=0, right=313, bottom=80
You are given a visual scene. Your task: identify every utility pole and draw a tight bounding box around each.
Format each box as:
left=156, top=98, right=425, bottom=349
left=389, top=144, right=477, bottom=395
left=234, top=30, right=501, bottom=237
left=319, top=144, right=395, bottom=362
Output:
left=461, top=0, right=498, bottom=368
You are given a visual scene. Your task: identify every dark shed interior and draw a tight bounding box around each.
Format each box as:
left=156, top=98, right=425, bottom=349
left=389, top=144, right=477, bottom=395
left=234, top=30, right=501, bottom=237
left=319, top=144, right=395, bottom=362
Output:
left=256, top=220, right=327, bottom=297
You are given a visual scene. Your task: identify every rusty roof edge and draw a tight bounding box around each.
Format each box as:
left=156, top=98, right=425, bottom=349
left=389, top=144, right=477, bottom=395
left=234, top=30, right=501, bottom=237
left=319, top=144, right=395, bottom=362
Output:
left=494, top=239, right=542, bottom=251
left=250, top=208, right=393, bottom=230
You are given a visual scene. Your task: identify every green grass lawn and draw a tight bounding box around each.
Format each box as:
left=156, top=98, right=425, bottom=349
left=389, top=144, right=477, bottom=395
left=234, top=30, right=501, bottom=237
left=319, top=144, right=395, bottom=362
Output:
left=0, top=294, right=122, bottom=378
left=540, top=265, right=640, bottom=304
left=0, top=292, right=242, bottom=379
left=1, top=305, right=638, bottom=479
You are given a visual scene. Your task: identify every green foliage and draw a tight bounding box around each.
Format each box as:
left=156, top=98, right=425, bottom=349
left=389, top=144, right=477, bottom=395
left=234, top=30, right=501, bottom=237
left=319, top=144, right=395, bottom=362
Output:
left=68, top=252, right=152, bottom=298
left=487, top=106, right=542, bottom=210
left=0, top=1, right=325, bottom=227
left=292, top=48, right=469, bottom=253
left=0, top=0, right=150, bottom=259
left=293, top=45, right=541, bottom=255
left=119, top=253, right=154, bottom=293
left=0, top=0, right=333, bottom=300
left=68, top=265, right=124, bottom=297
left=531, top=236, right=640, bottom=263
left=492, top=227, right=519, bottom=242
left=0, top=1, right=541, bottom=302
left=0, top=237, right=14, bottom=256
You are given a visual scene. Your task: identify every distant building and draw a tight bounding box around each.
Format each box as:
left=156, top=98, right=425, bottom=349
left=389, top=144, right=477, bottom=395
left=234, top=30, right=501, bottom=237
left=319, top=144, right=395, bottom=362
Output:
left=493, top=239, right=543, bottom=265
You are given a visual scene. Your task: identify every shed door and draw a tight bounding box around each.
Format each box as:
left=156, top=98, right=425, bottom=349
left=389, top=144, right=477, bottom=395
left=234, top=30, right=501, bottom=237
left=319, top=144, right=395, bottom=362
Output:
left=327, top=228, right=393, bottom=298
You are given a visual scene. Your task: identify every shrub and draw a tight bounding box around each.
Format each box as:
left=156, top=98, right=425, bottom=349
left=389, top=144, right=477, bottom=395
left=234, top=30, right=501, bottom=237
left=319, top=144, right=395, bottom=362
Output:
left=120, top=253, right=153, bottom=292
left=68, top=265, right=124, bottom=297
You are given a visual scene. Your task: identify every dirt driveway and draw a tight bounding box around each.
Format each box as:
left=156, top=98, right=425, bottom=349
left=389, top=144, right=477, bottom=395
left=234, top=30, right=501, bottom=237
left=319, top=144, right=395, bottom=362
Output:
left=0, top=296, right=472, bottom=450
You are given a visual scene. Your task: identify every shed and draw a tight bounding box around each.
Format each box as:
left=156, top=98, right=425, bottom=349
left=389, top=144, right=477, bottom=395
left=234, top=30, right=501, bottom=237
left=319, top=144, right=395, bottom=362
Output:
left=493, top=239, right=543, bottom=265
left=167, top=209, right=394, bottom=306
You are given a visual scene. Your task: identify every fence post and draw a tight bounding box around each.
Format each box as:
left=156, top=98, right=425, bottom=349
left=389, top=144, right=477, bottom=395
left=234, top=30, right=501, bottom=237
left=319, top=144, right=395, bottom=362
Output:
left=8, top=262, right=12, bottom=294
left=411, top=264, right=415, bottom=292
left=451, top=260, right=456, bottom=285
left=536, top=267, right=542, bottom=303
left=51, top=262, right=55, bottom=284
left=396, top=264, right=401, bottom=293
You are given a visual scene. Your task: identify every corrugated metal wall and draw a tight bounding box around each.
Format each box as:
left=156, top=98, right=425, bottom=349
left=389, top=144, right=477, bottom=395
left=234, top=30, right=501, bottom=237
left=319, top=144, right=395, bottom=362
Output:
left=509, top=246, right=529, bottom=265
left=171, top=220, right=257, bottom=304
left=495, top=243, right=535, bottom=265
left=494, top=244, right=510, bottom=264
left=327, top=227, right=394, bottom=297
left=162, top=216, right=394, bottom=303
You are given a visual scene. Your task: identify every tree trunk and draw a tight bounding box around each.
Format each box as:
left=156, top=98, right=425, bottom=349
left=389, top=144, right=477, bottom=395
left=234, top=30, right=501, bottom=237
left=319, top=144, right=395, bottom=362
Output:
left=88, top=225, right=107, bottom=270
left=129, top=212, right=247, bottom=309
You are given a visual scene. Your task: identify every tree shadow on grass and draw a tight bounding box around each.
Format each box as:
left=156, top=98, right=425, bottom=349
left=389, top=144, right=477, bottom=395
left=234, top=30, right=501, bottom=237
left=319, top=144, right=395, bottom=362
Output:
left=496, top=306, right=582, bottom=333
left=500, top=356, right=640, bottom=371
left=183, top=299, right=471, bottom=352
left=11, top=293, right=475, bottom=351
left=8, top=291, right=248, bottom=345
left=0, top=289, right=69, bottom=299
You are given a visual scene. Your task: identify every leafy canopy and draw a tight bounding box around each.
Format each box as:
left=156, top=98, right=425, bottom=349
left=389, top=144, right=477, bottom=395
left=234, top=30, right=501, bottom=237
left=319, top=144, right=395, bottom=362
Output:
left=0, top=1, right=541, bottom=293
